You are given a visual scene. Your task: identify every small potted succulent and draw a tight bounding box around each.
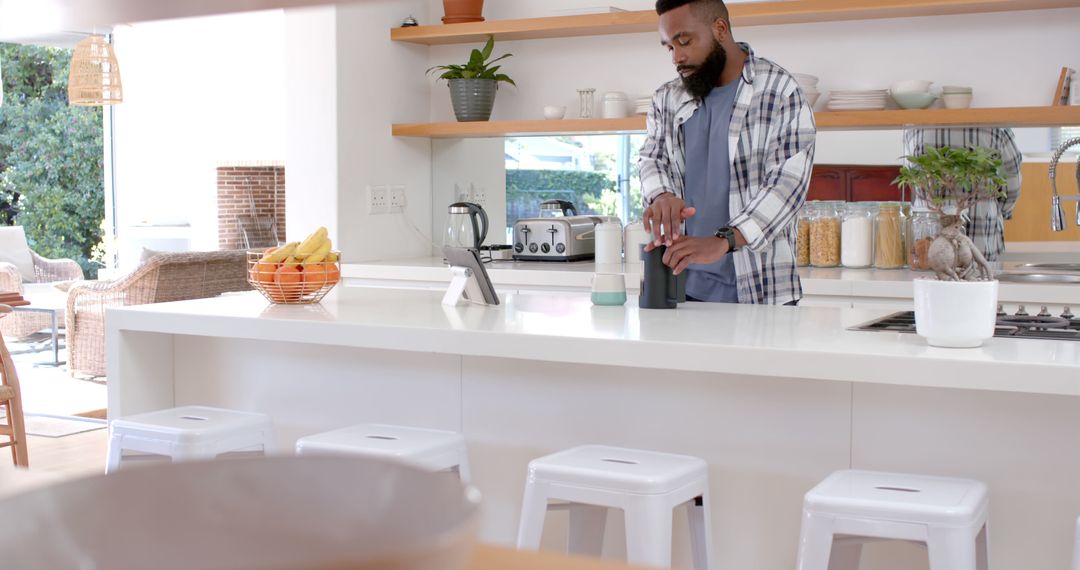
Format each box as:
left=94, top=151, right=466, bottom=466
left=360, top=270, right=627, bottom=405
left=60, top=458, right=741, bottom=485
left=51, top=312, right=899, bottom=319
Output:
left=427, top=35, right=515, bottom=122
left=895, top=145, right=1007, bottom=348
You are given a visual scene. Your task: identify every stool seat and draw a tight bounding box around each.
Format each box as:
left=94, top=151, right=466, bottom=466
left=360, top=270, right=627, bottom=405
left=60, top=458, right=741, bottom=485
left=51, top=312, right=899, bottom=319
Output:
left=527, top=445, right=707, bottom=495
left=106, top=406, right=275, bottom=473
left=111, top=406, right=272, bottom=444
left=805, top=470, right=989, bottom=525
left=797, top=469, right=991, bottom=570
left=295, top=423, right=469, bottom=481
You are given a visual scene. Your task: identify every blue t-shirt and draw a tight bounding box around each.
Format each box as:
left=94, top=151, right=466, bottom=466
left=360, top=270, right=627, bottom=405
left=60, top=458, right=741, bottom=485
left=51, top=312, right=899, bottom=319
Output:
left=681, top=80, right=740, bottom=303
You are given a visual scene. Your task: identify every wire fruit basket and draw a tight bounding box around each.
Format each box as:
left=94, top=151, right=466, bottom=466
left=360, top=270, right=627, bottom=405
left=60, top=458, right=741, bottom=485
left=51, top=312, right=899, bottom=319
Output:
left=247, top=250, right=341, bottom=305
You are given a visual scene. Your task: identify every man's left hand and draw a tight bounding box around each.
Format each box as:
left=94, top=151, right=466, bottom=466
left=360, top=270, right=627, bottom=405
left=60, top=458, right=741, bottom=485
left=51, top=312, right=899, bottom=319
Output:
left=662, top=236, right=729, bottom=275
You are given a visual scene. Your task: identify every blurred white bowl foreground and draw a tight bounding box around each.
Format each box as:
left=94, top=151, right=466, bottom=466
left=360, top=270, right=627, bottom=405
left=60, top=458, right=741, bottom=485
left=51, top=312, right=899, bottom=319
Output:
left=889, top=79, right=933, bottom=94
left=0, top=456, right=481, bottom=570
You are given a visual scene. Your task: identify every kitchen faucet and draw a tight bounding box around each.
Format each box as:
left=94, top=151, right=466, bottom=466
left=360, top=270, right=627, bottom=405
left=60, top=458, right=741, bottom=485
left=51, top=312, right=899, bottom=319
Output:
left=1049, top=136, right=1080, bottom=231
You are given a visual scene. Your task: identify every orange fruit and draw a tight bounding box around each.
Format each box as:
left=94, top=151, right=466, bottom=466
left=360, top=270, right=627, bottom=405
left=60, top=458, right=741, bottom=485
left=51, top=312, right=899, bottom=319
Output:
left=250, top=262, right=278, bottom=284
left=300, top=263, right=326, bottom=294
left=272, top=265, right=303, bottom=302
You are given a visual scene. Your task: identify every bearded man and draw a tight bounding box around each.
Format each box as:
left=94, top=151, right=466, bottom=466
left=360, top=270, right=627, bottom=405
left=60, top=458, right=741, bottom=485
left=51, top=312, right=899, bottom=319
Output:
left=639, top=0, right=816, bottom=305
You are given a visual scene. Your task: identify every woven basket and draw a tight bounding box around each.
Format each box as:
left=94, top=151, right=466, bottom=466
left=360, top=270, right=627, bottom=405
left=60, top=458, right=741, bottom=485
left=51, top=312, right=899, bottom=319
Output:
left=247, top=251, right=341, bottom=305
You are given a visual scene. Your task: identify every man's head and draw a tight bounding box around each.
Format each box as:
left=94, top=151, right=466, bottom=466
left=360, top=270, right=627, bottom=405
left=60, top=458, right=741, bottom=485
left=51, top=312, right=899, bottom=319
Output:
left=656, top=0, right=733, bottom=100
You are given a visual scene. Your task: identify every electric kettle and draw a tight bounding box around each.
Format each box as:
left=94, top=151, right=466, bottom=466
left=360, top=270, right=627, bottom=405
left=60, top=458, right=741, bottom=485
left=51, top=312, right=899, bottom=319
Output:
left=445, top=202, right=489, bottom=250
left=538, top=199, right=577, bottom=218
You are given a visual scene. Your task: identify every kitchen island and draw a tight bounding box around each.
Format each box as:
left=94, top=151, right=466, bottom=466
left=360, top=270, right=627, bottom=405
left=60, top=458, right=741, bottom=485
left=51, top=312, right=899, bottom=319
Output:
left=107, top=287, right=1080, bottom=570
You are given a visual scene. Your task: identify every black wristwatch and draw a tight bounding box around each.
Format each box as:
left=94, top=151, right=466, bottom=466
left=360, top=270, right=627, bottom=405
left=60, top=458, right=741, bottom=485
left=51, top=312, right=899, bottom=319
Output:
left=714, top=226, right=738, bottom=252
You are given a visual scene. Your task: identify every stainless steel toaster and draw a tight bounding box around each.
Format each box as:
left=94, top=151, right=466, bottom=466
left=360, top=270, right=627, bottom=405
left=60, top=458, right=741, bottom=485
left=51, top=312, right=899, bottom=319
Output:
left=512, top=215, right=609, bottom=261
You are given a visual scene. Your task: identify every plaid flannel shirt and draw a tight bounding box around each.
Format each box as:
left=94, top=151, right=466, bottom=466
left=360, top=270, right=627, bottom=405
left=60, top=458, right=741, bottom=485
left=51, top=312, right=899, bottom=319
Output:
left=902, top=128, right=1022, bottom=262
left=638, top=43, right=816, bottom=305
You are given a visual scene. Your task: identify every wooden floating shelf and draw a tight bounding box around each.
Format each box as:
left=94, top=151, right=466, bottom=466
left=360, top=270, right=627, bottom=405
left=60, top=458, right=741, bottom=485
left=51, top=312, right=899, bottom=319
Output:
left=391, top=0, right=1080, bottom=45
left=393, top=106, right=1080, bottom=138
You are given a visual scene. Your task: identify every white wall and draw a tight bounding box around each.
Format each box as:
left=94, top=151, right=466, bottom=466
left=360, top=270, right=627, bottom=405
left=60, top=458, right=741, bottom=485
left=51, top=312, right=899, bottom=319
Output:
left=111, top=11, right=285, bottom=267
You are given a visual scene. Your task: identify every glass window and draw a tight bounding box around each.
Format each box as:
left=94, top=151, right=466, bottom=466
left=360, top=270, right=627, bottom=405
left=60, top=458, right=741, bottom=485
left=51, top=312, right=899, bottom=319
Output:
left=505, top=134, right=646, bottom=234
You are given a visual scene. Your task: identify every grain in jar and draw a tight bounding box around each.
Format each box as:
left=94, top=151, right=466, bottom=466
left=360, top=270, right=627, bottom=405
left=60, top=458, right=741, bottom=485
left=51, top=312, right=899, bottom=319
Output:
left=810, top=201, right=841, bottom=267
left=841, top=202, right=874, bottom=268
left=874, top=202, right=906, bottom=269
left=796, top=203, right=814, bottom=266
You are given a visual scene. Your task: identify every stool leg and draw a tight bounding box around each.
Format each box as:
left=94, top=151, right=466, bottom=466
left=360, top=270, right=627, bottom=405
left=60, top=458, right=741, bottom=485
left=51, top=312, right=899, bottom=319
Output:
left=105, top=433, right=124, bottom=473
left=686, top=495, right=712, bottom=570
left=975, top=522, right=990, bottom=570
left=927, top=526, right=978, bottom=570
left=455, top=459, right=472, bottom=484
left=796, top=511, right=836, bottom=570
left=516, top=480, right=548, bottom=550
left=568, top=504, right=607, bottom=557
left=624, top=497, right=673, bottom=568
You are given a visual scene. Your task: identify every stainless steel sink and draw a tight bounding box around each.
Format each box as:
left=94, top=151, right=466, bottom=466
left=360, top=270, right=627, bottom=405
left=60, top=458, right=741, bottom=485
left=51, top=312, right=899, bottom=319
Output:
left=1020, top=263, right=1080, bottom=271
left=997, top=273, right=1080, bottom=284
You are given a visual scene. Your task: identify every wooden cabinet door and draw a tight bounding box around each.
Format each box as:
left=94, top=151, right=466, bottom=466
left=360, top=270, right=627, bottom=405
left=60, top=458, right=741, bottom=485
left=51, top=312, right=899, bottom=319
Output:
left=807, top=166, right=845, bottom=201
left=847, top=166, right=902, bottom=202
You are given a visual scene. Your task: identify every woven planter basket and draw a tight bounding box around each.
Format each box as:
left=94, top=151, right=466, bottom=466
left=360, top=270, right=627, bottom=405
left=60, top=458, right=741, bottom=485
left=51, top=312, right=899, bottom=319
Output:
left=68, top=35, right=123, bottom=106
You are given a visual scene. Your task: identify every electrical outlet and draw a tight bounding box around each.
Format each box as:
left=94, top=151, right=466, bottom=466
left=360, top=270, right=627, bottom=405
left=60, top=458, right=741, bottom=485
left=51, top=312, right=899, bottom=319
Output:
left=367, top=185, right=388, bottom=214
left=470, top=186, right=486, bottom=206
left=388, top=185, right=406, bottom=213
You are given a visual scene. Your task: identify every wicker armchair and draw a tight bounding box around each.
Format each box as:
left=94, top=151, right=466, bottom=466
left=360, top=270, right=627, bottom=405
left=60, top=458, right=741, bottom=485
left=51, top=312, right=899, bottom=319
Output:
left=0, top=250, right=85, bottom=339
left=66, top=250, right=252, bottom=378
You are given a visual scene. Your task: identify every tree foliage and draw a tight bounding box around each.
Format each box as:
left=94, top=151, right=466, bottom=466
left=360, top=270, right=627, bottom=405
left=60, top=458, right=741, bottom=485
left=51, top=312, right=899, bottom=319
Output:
left=0, top=42, right=104, bottom=278
left=506, top=169, right=615, bottom=224
left=894, top=145, right=1007, bottom=216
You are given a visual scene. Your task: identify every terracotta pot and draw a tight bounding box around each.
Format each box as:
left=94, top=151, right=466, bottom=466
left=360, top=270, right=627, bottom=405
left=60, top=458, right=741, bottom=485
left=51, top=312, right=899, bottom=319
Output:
left=443, top=0, right=484, bottom=24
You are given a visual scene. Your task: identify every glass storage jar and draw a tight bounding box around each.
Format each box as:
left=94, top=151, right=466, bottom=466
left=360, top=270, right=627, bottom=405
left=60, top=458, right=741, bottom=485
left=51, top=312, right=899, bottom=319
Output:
left=796, top=202, right=815, bottom=267
left=809, top=201, right=842, bottom=268
left=841, top=202, right=875, bottom=268
left=908, top=210, right=941, bottom=271
left=873, top=202, right=906, bottom=269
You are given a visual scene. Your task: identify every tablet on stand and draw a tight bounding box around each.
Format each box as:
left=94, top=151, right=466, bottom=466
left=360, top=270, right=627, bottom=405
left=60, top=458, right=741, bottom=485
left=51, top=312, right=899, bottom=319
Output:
left=442, top=247, right=500, bottom=306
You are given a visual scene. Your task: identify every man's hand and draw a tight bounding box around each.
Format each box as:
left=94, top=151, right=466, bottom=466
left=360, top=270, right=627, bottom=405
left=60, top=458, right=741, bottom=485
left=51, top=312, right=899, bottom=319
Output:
left=662, top=236, right=728, bottom=275
left=643, top=193, right=696, bottom=248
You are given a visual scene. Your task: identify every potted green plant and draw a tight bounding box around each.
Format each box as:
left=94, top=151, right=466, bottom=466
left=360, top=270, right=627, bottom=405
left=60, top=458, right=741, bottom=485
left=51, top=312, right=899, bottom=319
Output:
left=895, top=145, right=1008, bottom=348
left=428, top=35, right=515, bottom=122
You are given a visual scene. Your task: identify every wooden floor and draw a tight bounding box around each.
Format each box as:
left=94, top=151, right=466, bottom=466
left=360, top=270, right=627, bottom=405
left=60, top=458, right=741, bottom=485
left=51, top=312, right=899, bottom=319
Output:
left=0, top=429, right=106, bottom=481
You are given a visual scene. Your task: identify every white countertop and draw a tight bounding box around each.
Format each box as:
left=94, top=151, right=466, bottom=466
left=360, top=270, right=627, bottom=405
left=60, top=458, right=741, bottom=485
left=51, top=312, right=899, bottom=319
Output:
left=108, top=287, right=1080, bottom=396
left=342, top=257, right=1080, bottom=304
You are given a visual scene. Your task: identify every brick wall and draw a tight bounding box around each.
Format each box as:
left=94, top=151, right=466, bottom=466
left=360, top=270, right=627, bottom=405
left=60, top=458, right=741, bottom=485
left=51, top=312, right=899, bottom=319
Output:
left=217, top=165, right=286, bottom=250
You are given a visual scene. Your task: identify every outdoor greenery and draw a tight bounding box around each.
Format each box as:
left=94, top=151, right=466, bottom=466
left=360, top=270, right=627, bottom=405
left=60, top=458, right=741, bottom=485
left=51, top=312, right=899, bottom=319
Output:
left=894, top=145, right=1007, bottom=216
left=427, top=36, right=516, bottom=86
left=506, top=169, right=615, bottom=225
left=0, top=43, right=104, bottom=279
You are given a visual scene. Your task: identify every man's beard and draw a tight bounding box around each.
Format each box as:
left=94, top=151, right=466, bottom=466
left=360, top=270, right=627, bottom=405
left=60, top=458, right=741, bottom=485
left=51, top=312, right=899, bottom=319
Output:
left=679, top=41, right=727, bottom=100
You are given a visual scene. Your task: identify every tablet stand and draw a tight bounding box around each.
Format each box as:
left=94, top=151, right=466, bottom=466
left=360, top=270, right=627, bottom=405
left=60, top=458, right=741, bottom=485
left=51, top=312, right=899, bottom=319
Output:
left=442, top=266, right=488, bottom=306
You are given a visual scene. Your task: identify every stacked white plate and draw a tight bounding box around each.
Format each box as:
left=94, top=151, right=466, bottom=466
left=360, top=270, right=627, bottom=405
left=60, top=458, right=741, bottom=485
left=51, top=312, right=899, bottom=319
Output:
left=826, top=89, right=888, bottom=111
left=793, top=73, right=821, bottom=108
left=634, top=96, right=652, bottom=115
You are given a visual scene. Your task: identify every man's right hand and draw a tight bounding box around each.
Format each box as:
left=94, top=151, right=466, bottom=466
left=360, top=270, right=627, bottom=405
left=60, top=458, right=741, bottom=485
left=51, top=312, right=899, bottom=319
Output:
left=643, top=193, right=696, bottom=248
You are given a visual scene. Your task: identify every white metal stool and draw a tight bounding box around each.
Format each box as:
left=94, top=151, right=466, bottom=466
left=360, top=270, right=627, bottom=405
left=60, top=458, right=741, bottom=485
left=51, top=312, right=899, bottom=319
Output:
left=295, top=424, right=470, bottom=482
left=1072, top=516, right=1080, bottom=570
left=796, top=470, right=990, bottom=570
left=106, top=405, right=275, bottom=473
left=515, top=444, right=712, bottom=569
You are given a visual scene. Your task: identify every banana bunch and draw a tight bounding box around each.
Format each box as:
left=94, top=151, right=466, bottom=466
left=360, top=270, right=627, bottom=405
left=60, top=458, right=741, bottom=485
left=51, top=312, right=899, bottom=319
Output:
left=260, top=227, right=336, bottom=264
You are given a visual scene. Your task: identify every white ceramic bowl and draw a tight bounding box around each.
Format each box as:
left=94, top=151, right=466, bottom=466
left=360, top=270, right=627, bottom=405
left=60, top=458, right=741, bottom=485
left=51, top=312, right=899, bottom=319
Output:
left=543, top=105, right=566, bottom=120
left=942, top=93, right=973, bottom=109
left=889, top=79, right=933, bottom=94
left=942, top=85, right=973, bottom=94
left=793, top=73, right=820, bottom=89
left=805, top=90, right=821, bottom=108
left=0, top=456, right=481, bottom=570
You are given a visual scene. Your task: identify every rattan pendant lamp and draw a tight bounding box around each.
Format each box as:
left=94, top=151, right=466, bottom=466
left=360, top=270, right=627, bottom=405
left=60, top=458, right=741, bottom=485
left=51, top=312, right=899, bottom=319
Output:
left=68, top=35, right=123, bottom=106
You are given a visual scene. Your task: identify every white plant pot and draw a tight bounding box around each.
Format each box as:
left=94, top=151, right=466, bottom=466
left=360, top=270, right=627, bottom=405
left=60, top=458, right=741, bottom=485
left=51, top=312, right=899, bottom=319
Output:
left=913, top=278, right=999, bottom=348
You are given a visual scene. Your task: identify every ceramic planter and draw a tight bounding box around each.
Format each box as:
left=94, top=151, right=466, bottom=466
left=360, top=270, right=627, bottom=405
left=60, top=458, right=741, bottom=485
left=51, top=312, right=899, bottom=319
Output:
left=913, top=278, right=999, bottom=348
left=448, top=78, right=497, bottom=122
left=443, top=0, right=484, bottom=24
